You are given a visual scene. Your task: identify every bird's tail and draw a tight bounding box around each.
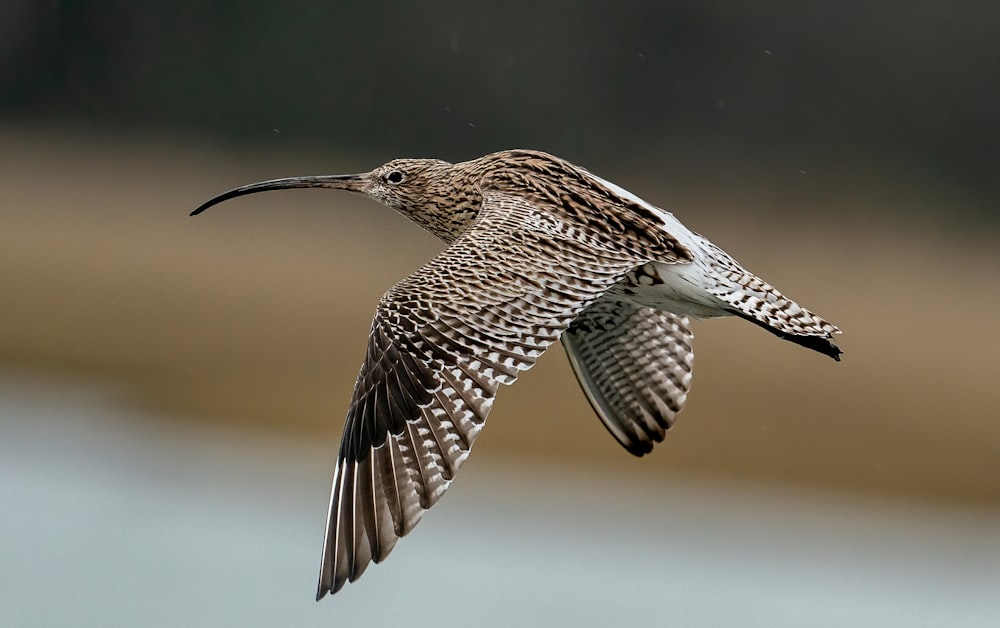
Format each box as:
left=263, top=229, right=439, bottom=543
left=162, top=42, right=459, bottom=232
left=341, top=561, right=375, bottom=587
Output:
left=706, top=254, right=842, bottom=360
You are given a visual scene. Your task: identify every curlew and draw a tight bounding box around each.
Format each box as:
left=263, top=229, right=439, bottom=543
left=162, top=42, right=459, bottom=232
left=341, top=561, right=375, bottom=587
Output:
left=192, top=149, right=841, bottom=599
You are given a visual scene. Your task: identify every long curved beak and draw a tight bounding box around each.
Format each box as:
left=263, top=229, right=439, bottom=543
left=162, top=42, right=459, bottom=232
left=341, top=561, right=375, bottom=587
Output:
left=190, top=174, right=368, bottom=216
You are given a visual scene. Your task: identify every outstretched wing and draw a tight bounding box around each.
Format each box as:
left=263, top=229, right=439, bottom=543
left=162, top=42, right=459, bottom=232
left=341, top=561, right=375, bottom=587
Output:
left=562, top=298, right=694, bottom=456
left=317, top=191, right=657, bottom=598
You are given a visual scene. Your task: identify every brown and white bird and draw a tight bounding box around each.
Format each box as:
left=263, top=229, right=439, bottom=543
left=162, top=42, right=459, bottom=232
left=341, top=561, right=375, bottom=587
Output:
left=191, top=149, right=841, bottom=599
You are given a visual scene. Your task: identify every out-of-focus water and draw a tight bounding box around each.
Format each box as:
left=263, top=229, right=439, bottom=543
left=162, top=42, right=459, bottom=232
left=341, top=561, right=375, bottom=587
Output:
left=2, top=372, right=998, bottom=628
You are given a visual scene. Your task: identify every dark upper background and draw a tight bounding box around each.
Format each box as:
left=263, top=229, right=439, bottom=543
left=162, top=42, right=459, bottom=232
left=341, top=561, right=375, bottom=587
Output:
left=4, top=1, right=998, bottom=219
left=1, top=1, right=998, bottom=505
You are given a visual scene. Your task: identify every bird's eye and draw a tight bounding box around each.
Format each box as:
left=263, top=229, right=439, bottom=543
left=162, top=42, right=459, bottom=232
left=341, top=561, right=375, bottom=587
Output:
left=386, top=170, right=405, bottom=184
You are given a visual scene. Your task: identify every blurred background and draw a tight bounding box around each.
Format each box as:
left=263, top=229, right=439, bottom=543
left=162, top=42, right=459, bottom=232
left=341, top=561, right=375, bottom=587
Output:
left=2, top=2, right=998, bottom=626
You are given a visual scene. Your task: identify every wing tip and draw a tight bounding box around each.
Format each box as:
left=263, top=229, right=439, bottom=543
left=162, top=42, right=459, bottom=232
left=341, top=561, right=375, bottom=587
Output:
left=802, top=334, right=843, bottom=361
left=730, top=310, right=844, bottom=361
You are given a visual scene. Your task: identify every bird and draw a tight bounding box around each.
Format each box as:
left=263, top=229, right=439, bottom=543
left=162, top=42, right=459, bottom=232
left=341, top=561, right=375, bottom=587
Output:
left=191, top=149, right=841, bottom=600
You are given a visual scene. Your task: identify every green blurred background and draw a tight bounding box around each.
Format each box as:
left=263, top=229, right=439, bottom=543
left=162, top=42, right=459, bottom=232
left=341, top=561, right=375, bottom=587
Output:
left=2, top=2, right=999, bottom=626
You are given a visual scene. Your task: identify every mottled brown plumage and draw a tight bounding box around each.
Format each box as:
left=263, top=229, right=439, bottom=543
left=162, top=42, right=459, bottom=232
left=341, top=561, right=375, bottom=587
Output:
left=191, top=149, right=842, bottom=599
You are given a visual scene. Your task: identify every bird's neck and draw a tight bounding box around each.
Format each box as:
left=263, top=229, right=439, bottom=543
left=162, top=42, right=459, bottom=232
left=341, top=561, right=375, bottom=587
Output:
left=403, top=165, right=484, bottom=243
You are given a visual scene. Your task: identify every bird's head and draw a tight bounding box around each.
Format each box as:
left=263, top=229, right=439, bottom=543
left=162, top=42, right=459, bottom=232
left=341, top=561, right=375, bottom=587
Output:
left=362, top=158, right=454, bottom=213
left=191, top=157, right=480, bottom=240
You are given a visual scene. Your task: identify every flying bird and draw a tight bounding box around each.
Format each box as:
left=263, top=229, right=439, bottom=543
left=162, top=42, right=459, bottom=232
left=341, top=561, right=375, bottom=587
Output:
left=191, top=149, right=841, bottom=599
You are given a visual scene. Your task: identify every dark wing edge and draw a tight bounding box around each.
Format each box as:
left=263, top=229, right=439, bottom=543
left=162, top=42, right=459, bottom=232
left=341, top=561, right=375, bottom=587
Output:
left=316, top=191, right=650, bottom=599
left=699, top=240, right=842, bottom=360
left=563, top=299, right=694, bottom=457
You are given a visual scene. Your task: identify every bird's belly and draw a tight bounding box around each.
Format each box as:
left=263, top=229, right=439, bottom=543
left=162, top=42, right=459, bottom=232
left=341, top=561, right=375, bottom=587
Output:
left=608, top=262, right=729, bottom=319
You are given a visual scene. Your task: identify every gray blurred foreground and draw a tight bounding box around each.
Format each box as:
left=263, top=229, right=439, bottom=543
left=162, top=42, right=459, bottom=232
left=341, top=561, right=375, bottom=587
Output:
left=2, top=372, right=998, bottom=627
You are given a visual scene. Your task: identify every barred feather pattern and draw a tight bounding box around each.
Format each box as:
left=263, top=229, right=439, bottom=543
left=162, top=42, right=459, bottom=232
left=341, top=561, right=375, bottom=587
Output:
left=563, top=299, right=694, bottom=456
left=694, top=241, right=842, bottom=359
left=317, top=190, right=662, bottom=598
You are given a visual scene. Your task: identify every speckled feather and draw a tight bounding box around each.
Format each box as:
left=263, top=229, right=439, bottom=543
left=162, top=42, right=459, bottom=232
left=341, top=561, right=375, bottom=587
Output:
left=190, top=148, right=842, bottom=600
left=564, top=300, right=694, bottom=456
